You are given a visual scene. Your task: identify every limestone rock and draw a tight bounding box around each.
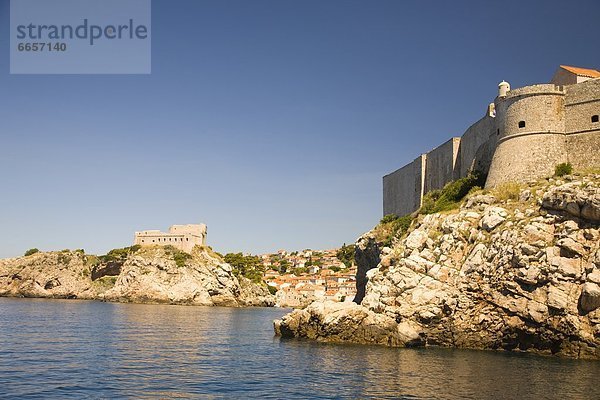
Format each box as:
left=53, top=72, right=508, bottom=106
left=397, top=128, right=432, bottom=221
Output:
left=547, top=285, right=569, bottom=311
left=557, top=238, right=585, bottom=257
left=276, top=175, right=600, bottom=359
left=0, top=251, right=96, bottom=300
left=542, top=182, right=600, bottom=222
left=238, top=276, right=275, bottom=307
left=579, top=283, right=600, bottom=314
left=463, top=194, right=496, bottom=211
left=405, top=230, right=428, bottom=251
left=480, top=206, right=507, bottom=231
left=274, top=301, right=424, bottom=347
left=0, top=246, right=274, bottom=308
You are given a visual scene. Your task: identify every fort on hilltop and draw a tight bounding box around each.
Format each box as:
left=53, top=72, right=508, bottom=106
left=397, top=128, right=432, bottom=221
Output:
left=383, top=65, right=600, bottom=217
left=134, top=224, right=207, bottom=253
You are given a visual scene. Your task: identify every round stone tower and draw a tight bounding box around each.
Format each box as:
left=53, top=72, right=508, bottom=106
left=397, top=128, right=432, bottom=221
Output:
left=485, top=84, right=568, bottom=188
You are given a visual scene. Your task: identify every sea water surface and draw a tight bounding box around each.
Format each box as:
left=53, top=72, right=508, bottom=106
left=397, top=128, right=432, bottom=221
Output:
left=1, top=298, right=599, bottom=399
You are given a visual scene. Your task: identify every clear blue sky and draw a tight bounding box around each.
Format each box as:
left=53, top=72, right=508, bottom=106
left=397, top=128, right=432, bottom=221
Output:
left=1, top=0, right=599, bottom=258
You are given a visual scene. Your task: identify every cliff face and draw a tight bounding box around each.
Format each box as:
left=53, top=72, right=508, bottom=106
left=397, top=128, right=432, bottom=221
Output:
left=0, top=246, right=274, bottom=307
left=275, top=174, right=600, bottom=359
left=0, top=250, right=101, bottom=300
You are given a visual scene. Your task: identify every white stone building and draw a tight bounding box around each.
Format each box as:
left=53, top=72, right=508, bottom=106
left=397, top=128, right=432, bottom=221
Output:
left=134, top=224, right=207, bottom=253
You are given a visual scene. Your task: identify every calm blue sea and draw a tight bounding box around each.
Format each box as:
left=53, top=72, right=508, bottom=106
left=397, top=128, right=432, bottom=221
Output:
left=0, top=298, right=599, bottom=399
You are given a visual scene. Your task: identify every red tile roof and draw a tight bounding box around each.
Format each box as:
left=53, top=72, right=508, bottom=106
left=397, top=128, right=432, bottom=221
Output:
left=560, top=65, right=600, bottom=78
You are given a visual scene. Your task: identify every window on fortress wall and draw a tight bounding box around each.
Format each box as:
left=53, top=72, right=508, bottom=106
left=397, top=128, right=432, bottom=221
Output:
left=518, top=121, right=526, bottom=128
left=593, top=115, right=599, bottom=123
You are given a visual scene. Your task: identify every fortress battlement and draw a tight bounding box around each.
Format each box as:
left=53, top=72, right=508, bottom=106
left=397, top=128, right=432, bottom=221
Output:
left=502, top=84, right=564, bottom=98
left=383, top=65, right=600, bottom=217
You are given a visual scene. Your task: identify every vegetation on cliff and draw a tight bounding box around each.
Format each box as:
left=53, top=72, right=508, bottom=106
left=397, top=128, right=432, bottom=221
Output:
left=419, top=171, right=486, bottom=215
left=24, top=248, right=39, bottom=257
left=555, top=162, right=573, bottom=177
left=335, top=244, right=356, bottom=268
left=223, top=252, right=265, bottom=284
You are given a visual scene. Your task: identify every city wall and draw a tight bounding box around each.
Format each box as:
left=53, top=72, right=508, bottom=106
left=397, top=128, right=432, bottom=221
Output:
left=565, top=79, right=600, bottom=170
left=384, top=77, right=599, bottom=217
left=383, top=155, right=425, bottom=217
left=424, top=138, right=460, bottom=193
left=383, top=110, right=497, bottom=217
left=455, top=115, right=496, bottom=178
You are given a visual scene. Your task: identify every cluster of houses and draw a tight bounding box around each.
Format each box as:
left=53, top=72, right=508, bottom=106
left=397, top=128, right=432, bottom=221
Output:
left=258, top=249, right=357, bottom=308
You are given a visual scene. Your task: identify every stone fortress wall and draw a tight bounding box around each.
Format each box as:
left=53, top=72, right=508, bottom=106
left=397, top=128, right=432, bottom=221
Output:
left=134, top=224, right=207, bottom=253
left=564, top=79, right=600, bottom=171
left=384, top=65, right=600, bottom=217
left=383, top=155, right=426, bottom=217
left=383, top=107, right=497, bottom=217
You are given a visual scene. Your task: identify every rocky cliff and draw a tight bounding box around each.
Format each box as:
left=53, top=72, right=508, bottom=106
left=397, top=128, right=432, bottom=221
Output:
left=275, top=174, right=600, bottom=359
left=0, top=246, right=274, bottom=307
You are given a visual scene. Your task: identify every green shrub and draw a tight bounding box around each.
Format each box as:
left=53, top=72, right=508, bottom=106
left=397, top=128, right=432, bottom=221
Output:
left=392, top=215, right=413, bottom=235
left=376, top=214, right=415, bottom=247
left=378, top=173, right=481, bottom=243
left=94, top=276, right=118, bottom=289
left=24, top=248, right=39, bottom=257
left=161, top=245, right=192, bottom=267
left=278, top=259, right=290, bottom=274
left=85, top=255, right=101, bottom=268
left=173, top=250, right=192, bottom=268
left=336, top=244, right=355, bottom=268
left=57, top=253, right=72, bottom=265
left=380, top=214, right=399, bottom=224
left=467, top=186, right=483, bottom=196
left=555, top=162, right=573, bottom=177
left=267, top=285, right=278, bottom=295
left=419, top=171, right=486, bottom=215
left=100, top=245, right=141, bottom=263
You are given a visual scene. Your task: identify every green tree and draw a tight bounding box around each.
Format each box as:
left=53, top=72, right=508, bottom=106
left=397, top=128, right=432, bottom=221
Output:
left=24, top=248, right=39, bottom=257
left=336, top=244, right=355, bottom=268
left=278, top=259, right=290, bottom=274
left=224, top=252, right=265, bottom=283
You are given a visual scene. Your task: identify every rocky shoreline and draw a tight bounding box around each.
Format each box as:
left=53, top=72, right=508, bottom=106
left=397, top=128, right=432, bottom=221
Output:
left=0, top=245, right=275, bottom=307
left=275, top=174, right=600, bottom=359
